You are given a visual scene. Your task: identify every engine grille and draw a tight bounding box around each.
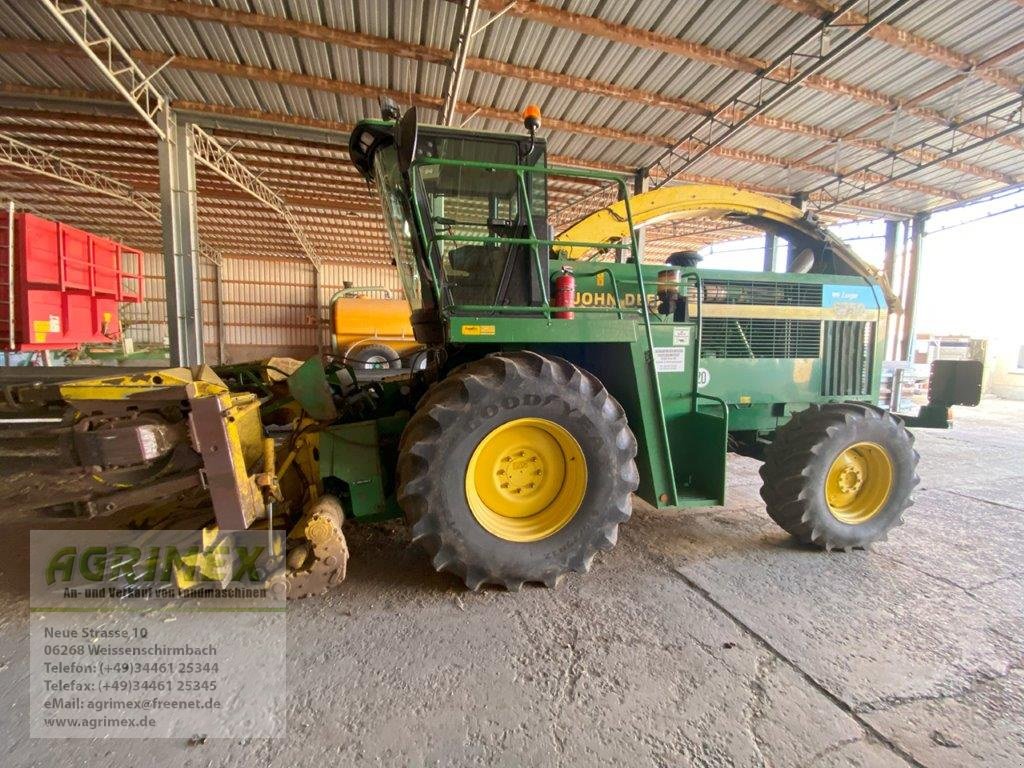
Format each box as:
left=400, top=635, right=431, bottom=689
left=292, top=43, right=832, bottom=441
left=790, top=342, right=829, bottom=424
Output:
left=689, top=280, right=823, bottom=307
left=701, top=318, right=822, bottom=359
left=822, top=320, right=874, bottom=396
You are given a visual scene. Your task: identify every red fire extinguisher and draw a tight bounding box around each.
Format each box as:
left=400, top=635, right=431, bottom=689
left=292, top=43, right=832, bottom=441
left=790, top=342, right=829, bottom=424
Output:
left=552, top=265, right=575, bottom=320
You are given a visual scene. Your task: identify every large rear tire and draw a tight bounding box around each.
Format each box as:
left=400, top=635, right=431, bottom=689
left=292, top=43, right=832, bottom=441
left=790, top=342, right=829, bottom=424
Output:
left=397, top=351, right=638, bottom=590
left=759, top=403, right=919, bottom=550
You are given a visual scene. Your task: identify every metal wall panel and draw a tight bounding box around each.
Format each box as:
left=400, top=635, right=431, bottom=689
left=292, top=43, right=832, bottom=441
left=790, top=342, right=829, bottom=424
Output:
left=126, top=252, right=401, bottom=357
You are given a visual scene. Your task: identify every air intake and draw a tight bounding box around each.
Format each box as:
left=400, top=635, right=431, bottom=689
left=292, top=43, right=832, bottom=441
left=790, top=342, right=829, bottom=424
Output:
left=822, top=321, right=874, bottom=396
left=692, top=280, right=823, bottom=307
left=702, top=318, right=822, bottom=359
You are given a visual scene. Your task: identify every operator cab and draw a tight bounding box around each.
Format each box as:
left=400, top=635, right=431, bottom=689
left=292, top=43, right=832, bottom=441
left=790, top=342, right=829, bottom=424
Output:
left=350, top=108, right=549, bottom=342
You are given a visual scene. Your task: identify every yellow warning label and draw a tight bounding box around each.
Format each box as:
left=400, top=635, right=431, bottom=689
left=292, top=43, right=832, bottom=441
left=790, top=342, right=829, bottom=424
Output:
left=33, top=320, right=50, bottom=343
left=461, top=324, right=496, bottom=336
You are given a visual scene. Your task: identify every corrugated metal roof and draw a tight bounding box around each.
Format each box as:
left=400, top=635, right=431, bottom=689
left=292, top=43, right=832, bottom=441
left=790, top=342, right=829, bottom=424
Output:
left=0, top=0, right=1021, bottom=268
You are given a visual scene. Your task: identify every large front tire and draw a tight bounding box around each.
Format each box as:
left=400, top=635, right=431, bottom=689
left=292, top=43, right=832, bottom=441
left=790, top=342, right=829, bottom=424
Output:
left=759, top=403, right=919, bottom=550
left=397, top=351, right=638, bottom=590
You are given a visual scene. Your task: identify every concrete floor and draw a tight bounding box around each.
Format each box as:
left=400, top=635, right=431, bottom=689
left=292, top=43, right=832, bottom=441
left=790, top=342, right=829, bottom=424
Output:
left=1, top=397, right=1022, bottom=767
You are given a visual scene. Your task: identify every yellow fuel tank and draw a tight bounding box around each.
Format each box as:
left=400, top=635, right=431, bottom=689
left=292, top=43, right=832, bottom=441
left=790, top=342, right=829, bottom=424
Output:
left=330, top=287, right=421, bottom=368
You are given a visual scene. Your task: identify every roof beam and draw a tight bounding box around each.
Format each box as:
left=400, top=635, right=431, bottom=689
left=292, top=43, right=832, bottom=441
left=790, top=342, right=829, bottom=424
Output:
left=476, top=0, right=761, bottom=71
left=84, top=0, right=1024, bottom=155
left=6, top=86, right=919, bottom=220
left=43, top=3, right=1004, bottom=179
left=40, top=0, right=169, bottom=138
left=806, top=95, right=1024, bottom=212
left=13, top=125, right=964, bottom=204
left=6, top=38, right=996, bottom=195
left=647, top=0, right=915, bottom=187
left=0, top=133, right=220, bottom=265
left=4, top=39, right=1011, bottom=188
left=471, top=0, right=1024, bottom=155
left=767, top=0, right=1024, bottom=93
left=0, top=131, right=159, bottom=221
left=38, top=0, right=320, bottom=270
left=187, top=124, right=321, bottom=266
left=97, top=0, right=451, bottom=64
left=1, top=39, right=679, bottom=146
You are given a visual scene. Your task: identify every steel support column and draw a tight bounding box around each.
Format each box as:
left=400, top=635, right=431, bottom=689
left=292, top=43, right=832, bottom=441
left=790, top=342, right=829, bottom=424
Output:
left=158, top=110, right=204, bottom=366
left=763, top=232, right=777, bottom=273
left=629, top=169, right=649, bottom=263
left=882, top=219, right=901, bottom=361
left=6, top=200, right=13, bottom=353
left=786, top=191, right=808, bottom=271
left=215, top=261, right=226, bottom=364
left=442, top=0, right=480, bottom=126
left=313, top=265, right=323, bottom=355
left=899, top=212, right=929, bottom=363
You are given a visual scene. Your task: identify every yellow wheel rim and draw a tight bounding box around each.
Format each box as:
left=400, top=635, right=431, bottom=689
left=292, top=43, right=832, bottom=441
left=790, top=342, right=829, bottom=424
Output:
left=465, top=417, right=587, bottom=543
left=825, top=441, right=893, bottom=524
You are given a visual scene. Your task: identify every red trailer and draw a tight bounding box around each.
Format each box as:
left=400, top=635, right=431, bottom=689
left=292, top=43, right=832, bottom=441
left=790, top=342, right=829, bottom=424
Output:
left=0, top=209, right=144, bottom=352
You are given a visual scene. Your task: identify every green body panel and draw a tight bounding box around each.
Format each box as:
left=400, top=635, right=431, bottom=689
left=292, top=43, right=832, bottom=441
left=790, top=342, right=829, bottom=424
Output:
left=319, top=415, right=407, bottom=522
left=288, top=357, right=340, bottom=421
left=450, top=315, right=638, bottom=344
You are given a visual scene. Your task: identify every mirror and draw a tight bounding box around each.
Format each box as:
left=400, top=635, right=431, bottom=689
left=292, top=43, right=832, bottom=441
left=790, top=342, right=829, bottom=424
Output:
left=396, top=107, right=419, bottom=174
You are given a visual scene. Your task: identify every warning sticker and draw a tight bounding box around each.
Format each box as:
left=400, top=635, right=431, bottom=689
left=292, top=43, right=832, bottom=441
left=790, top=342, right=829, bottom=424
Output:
left=672, top=327, right=692, bottom=346
left=653, top=347, right=686, bottom=373
left=461, top=324, right=495, bottom=337
left=48, top=314, right=61, bottom=333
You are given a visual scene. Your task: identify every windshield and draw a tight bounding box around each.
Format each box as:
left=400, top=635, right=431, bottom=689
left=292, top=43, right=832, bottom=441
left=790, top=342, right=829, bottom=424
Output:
left=416, top=134, right=545, bottom=309
left=373, top=148, right=426, bottom=311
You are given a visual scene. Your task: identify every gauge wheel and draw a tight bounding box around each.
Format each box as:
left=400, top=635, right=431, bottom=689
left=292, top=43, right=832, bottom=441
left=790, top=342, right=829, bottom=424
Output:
left=397, top=351, right=638, bottom=590
left=759, top=402, right=919, bottom=550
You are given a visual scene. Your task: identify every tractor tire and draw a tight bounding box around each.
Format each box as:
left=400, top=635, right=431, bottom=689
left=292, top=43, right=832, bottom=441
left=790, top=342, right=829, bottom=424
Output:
left=759, top=402, right=919, bottom=550
left=397, top=351, right=638, bottom=591
left=348, top=343, right=401, bottom=370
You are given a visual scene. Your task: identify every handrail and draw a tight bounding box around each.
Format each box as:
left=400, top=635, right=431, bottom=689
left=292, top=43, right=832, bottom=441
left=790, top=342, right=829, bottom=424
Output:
left=430, top=233, right=632, bottom=252
left=328, top=286, right=395, bottom=305
left=409, top=157, right=633, bottom=320
left=517, top=172, right=550, bottom=310
left=621, top=192, right=679, bottom=503
left=571, top=268, right=625, bottom=319
left=453, top=304, right=641, bottom=316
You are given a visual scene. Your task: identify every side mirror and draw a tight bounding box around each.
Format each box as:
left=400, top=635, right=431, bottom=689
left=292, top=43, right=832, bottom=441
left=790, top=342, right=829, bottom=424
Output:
left=396, top=107, right=419, bottom=174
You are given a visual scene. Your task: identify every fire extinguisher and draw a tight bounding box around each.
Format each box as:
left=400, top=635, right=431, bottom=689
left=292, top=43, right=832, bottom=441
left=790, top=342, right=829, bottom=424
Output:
left=552, top=265, right=575, bottom=320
